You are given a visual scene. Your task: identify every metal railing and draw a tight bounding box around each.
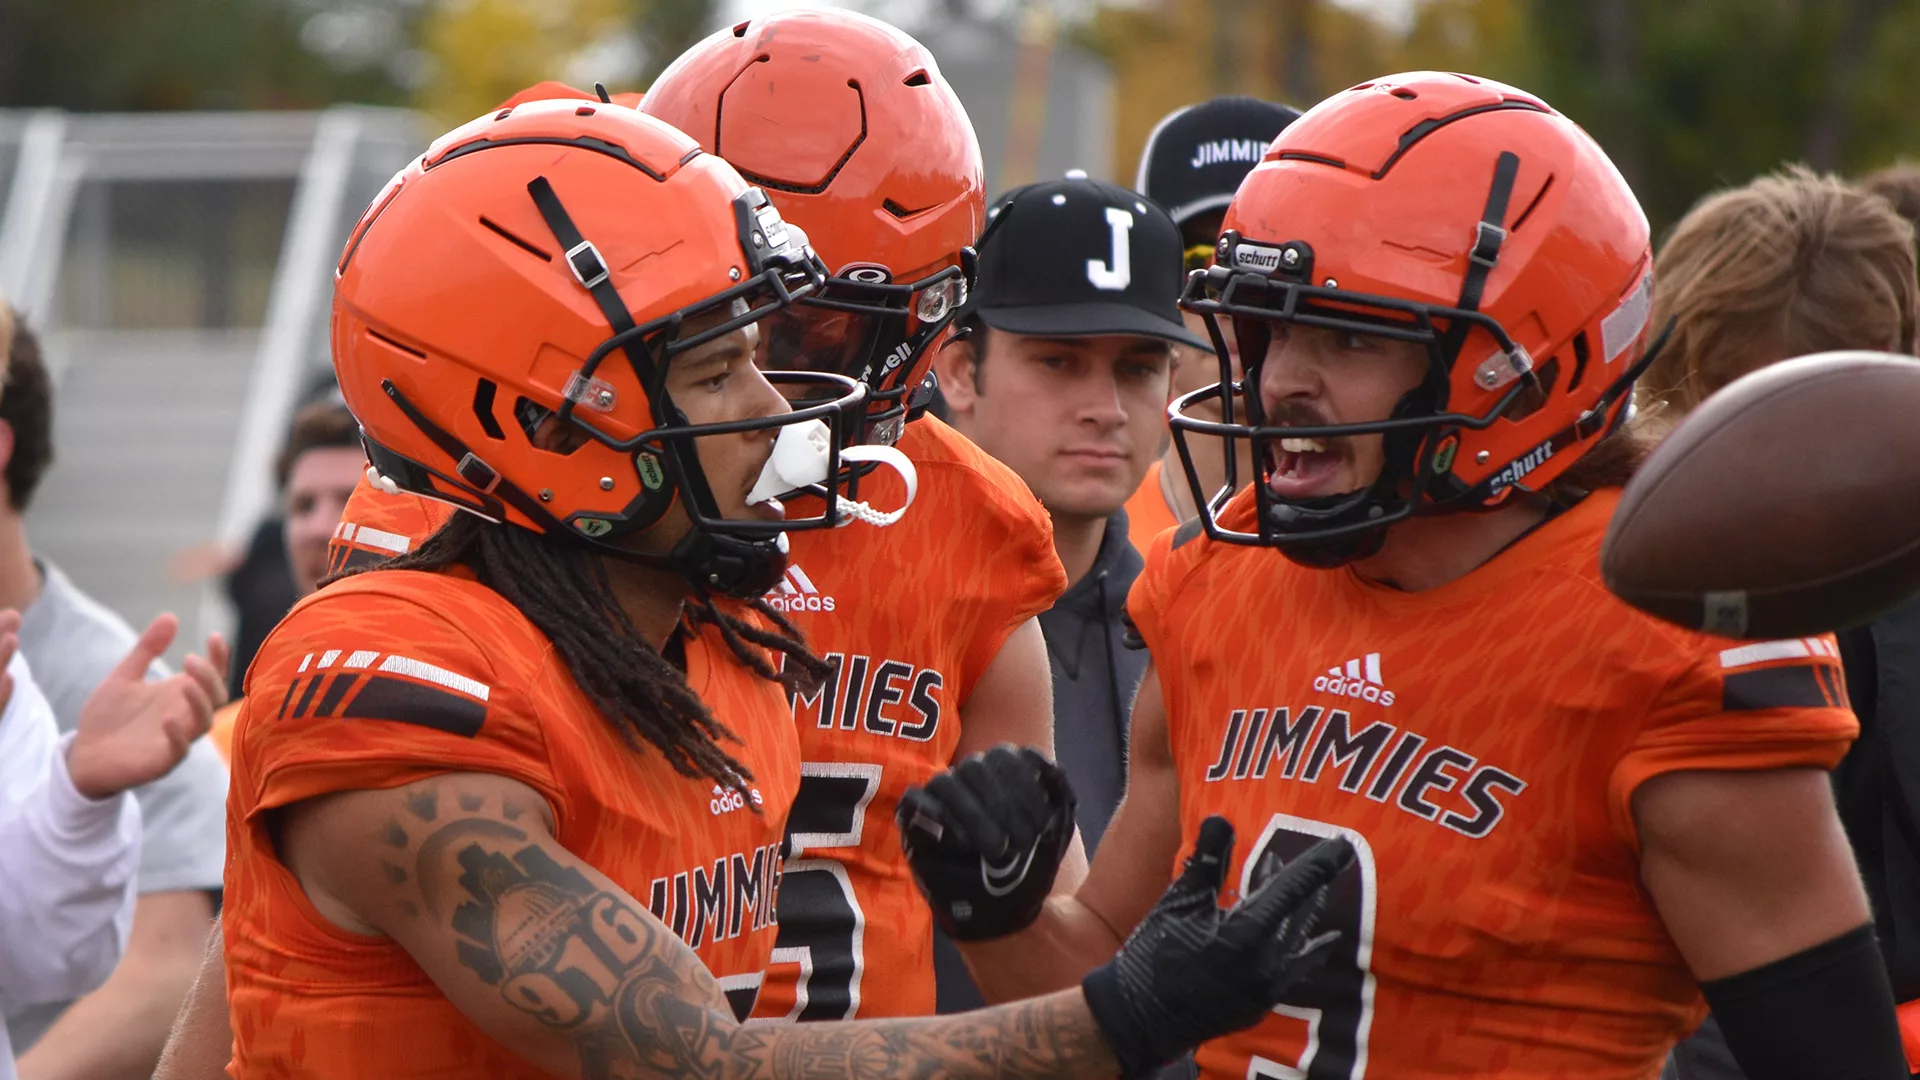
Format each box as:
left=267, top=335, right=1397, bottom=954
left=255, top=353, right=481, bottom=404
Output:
left=0, top=107, right=428, bottom=656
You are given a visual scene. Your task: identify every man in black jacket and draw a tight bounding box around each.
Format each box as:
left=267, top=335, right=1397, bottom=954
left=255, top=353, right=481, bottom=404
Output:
left=936, top=171, right=1204, bottom=853
left=929, top=172, right=1203, bottom=1017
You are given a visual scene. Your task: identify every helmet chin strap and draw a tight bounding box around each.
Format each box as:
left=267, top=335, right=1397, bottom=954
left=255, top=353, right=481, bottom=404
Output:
left=747, top=419, right=920, bottom=528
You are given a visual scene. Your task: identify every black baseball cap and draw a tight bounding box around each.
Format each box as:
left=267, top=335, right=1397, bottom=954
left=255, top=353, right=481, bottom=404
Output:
left=966, top=170, right=1207, bottom=350
left=1135, top=96, right=1303, bottom=233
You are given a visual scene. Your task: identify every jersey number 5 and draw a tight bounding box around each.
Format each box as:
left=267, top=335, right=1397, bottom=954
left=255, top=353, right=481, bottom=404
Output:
left=767, top=762, right=882, bottom=1021
left=1244, top=814, right=1377, bottom=1080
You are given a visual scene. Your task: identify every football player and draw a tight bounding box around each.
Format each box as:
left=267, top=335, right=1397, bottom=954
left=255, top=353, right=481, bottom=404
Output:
left=640, top=9, right=1085, bottom=1024
left=205, top=98, right=1350, bottom=1080
left=898, top=73, right=1910, bottom=1080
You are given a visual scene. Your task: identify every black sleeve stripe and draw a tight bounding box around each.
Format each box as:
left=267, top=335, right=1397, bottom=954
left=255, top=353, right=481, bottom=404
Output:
left=1817, top=664, right=1851, bottom=709
left=338, top=547, right=397, bottom=573
left=340, top=675, right=486, bottom=736
left=276, top=675, right=304, bottom=720
left=314, top=673, right=360, bottom=718
left=1722, top=665, right=1833, bottom=712
left=290, top=674, right=325, bottom=719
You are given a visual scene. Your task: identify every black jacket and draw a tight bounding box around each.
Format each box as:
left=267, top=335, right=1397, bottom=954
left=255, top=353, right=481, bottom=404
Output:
left=1835, top=593, right=1920, bottom=1003
left=934, top=511, right=1150, bottom=1014
left=1039, top=510, right=1149, bottom=854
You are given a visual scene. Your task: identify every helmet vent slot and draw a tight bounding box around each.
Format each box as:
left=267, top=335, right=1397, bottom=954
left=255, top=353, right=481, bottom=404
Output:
left=473, top=379, right=507, bottom=440
left=732, top=20, right=750, bottom=36
left=882, top=198, right=924, bottom=219
left=1509, top=174, right=1555, bottom=233
left=902, top=69, right=931, bottom=87
left=479, top=216, right=554, bottom=262
left=366, top=328, right=426, bottom=359
left=1567, top=330, right=1592, bottom=393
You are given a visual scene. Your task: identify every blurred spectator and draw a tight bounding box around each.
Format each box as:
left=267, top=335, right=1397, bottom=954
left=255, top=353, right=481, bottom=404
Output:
left=1641, top=165, right=1917, bottom=415
left=207, top=399, right=361, bottom=761
left=936, top=171, right=1202, bottom=853
left=0, top=308, right=229, bottom=1080
left=0, top=630, right=139, bottom=1080
left=1642, top=166, right=1920, bottom=1080
left=1123, top=96, right=1299, bottom=552
left=219, top=379, right=353, bottom=699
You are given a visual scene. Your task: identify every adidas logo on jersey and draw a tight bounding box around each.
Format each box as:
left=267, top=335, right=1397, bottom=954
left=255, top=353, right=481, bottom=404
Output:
left=1313, top=653, right=1396, bottom=706
left=765, top=564, right=835, bottom=613
left=710, top=784, right=765, bottom=816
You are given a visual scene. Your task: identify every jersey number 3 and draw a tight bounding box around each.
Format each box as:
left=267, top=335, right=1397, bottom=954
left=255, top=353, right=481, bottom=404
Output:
left=1244, top=814, right=1377, bottom=1080
left=767, top=763, right=883, bottom=1020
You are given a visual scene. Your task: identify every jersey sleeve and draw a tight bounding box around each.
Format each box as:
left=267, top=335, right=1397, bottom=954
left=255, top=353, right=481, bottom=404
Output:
left=1608, top=634, right=1859, bottom=850
left=953, top=469, right=1068, bottom=703
left=233, top=585, right=557, bottom=820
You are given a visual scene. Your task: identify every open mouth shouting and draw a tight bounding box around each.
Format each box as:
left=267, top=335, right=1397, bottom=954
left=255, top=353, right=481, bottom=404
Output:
left=1266, top=433, right=1352, bottom=501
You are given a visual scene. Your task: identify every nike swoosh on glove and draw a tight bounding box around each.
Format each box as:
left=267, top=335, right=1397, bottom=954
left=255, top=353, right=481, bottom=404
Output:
left=896, top=744, right=1078, bottom=941
left=1081, top=815, right=1353, bottom=1079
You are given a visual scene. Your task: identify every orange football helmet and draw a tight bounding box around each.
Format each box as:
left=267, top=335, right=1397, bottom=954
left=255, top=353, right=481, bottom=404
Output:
left=1173, top=71, right=1661, bottom=566
left=641, top=8, right=985, bottom=446
left=332, top=97, right=867, bottom=596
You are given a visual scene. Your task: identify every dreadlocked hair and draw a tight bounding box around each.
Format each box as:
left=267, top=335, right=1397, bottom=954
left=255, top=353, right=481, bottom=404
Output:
left=373, top=511, right=828, bottom=804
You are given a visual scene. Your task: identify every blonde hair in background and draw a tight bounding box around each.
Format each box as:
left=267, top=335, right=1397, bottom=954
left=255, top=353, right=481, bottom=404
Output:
left=1640, top=164, right=1920, bottom=417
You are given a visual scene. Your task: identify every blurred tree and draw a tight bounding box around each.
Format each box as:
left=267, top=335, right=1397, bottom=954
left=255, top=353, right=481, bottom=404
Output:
left=1397, top=0, right=1920, bottom=234
left=1092, top=0, right=1396, bottom=181
left=0, top=0, right=411, bottom=110
left=414, top=0, right=712, bottom=123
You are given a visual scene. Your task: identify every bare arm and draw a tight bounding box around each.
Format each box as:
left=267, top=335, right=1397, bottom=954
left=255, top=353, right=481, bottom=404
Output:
left=152, top=914, right=231, bottom=1080
left=953, top=617, right=1089, bottom=895
left=18, top=890, right=216, bottom=1080
left=277, top=771, right=1119, bottom=1080
left=962, top=663, right=1185, bottom=1003
left=1635, top=767, right=1872, bottom=980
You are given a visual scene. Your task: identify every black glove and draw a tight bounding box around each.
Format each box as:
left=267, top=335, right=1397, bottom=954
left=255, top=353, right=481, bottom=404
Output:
left=896, top=744, right=1077, bottom=941
left=1081, top=816, right=1352, bottom=1080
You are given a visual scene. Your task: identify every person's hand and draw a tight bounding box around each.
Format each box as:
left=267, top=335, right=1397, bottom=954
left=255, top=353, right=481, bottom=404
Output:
left=896, top=744, right=1077, bottom=940
left=66, top=614, right=229, bottom=801
left=1080, top=816, right=1353, bottom=1079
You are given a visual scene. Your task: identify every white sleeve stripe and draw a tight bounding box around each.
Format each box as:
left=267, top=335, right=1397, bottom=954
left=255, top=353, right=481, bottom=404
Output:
left=344, top=650, right=380, bottom=669
left=317, top=649, right=342, bottom=669
left=351, top=526, right=412, bottom=555
left=377, top=655, right=490, bottom=702
left=1719, top=639, right=1812, bottom=669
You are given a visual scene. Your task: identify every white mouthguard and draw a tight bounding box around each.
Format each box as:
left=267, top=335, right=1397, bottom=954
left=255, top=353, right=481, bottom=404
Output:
left=746, top=419, right=919, bottom=527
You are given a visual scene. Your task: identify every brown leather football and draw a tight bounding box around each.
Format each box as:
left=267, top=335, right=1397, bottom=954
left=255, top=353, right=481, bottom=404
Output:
left=1602, top=350, right=1920, bottom=639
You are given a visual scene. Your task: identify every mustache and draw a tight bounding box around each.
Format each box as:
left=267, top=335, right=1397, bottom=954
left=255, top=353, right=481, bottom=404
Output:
left=1263, top=400, right=1335, bottom=429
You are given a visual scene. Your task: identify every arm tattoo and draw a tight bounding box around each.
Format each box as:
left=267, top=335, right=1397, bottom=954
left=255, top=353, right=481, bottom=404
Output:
left=406, top=784, right=1118, bottom=1080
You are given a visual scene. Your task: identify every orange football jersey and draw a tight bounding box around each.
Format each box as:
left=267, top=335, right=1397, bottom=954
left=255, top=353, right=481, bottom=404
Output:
left=750, top=415, right=1067, bottom=1021
left=1129, top=487, right=1859, bottom=1080
left=325, top=473, right=455, bottom=574
left=1122, top=459, right=1180, bottom=555
left=224, top=567, right=799, bottom=1079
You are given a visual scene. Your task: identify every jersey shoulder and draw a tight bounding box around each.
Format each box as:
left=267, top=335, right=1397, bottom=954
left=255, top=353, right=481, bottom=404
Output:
left=899, top=415, right=1054, bottom=538
left=1130, top=488, right=1266, bottom=647
left=237, top=569, right=560, bottom=813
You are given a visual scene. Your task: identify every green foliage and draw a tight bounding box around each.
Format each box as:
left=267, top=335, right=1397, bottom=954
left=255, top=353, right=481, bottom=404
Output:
left=1400, top=0, right=1920, bottom=234
left=0, top=0, right=411, bottom=110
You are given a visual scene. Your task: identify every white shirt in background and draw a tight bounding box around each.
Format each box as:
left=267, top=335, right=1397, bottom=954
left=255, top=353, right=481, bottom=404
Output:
left=0, top=651, right=141, bottom=1080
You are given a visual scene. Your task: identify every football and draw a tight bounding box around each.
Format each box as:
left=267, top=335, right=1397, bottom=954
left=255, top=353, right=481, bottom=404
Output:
left=1602, top=350, right=1920, bottom=639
